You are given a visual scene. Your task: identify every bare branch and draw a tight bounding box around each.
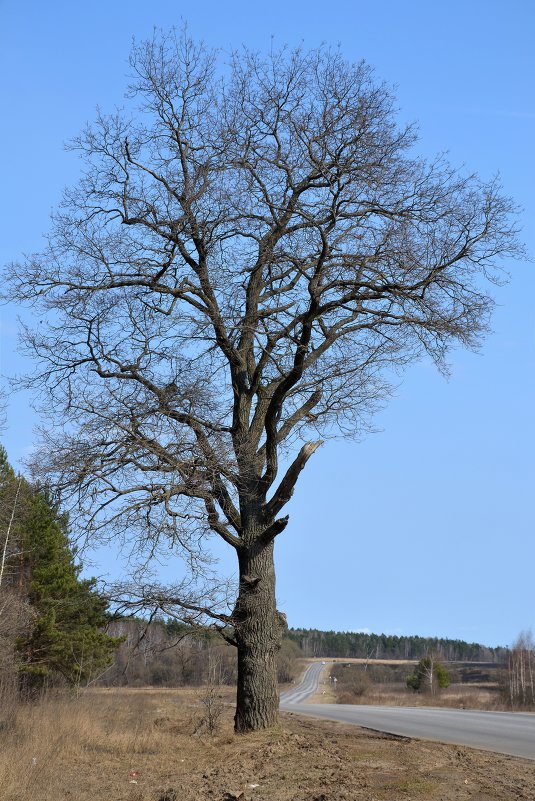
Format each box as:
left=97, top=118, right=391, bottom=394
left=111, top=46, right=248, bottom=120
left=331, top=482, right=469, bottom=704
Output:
left=2, top=30, right=521, bottom=731
left=265, top=441, right=323, bottom=521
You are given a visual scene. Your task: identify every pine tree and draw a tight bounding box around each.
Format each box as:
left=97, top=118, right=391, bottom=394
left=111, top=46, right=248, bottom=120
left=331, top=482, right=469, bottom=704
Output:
left=0, top=445, right=25, bottom=591
left=15, top=490, right=122, bottom=690
left=1, top=446, right=120, bottom=691
left=1, top=447, right=31, bottom=720
left=406, top=654, right=450, bottom=694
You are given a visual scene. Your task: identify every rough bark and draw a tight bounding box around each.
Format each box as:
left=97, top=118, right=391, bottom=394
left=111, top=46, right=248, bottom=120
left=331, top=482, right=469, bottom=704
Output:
left=234, top=536, right=282, bottom=732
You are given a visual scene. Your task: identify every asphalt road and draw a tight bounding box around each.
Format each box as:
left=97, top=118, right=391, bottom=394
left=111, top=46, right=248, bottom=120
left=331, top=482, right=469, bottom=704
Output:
left=280, top=662, right=535, bottom=760
left=280, top=660, right=327, bottom=704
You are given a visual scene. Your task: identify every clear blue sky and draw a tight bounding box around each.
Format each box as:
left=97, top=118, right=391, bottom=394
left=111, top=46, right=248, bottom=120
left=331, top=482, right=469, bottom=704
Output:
left=1, top=0, right=533, bottom=648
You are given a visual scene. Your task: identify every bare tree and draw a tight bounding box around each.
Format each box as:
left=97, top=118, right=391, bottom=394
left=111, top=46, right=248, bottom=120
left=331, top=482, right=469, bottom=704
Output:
left=0, top=590, right=33, bottom=728
left=5, top=31, right=519, bottom=731
left=506, top=631, right=535, bottom=708
left=0, top=449, right=33, bottom=726
left=0, top=476, right=23, bottom=590
left=0, top=391, right=7, bottom=433
left=0, top=446, right=30, bottom=593
left=195, top=648, right=227, bottom=735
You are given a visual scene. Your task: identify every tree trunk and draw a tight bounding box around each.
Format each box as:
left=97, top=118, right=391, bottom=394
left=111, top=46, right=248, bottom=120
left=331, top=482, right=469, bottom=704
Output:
left=233, top=537, right=282, bottom=732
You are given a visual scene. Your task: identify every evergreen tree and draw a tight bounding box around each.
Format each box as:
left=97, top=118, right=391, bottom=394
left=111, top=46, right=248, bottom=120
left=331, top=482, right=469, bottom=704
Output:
left=0, top=445, right=26, bottom=591
left=1, top=446, right=120, bottom=690
left=15, top=490, right=122, bottom=689
left=406, top=655, right=450, bottom=694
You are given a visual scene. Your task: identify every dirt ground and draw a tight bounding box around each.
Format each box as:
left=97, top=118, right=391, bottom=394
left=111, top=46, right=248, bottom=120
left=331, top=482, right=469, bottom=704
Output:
left=2, top=686, right=535, bottom=801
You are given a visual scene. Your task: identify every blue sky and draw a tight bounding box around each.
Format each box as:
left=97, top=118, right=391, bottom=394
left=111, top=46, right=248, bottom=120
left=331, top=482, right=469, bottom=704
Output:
left=1, top=0, right=533, bottom=647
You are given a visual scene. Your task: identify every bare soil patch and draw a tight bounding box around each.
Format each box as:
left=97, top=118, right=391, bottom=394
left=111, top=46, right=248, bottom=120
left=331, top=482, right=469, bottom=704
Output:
left=1, top=686, right=533, bottom=800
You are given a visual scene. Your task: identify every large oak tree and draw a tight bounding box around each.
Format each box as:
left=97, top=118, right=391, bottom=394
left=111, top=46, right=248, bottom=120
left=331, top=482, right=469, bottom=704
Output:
left=6, top=32, right=518, bottom=730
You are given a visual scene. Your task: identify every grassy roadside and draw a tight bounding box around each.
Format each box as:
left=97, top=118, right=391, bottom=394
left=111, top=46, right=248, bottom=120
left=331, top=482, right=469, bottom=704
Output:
left=1, top=686, right=534, bottom=800
left=304, top=658, right=509, bottom=710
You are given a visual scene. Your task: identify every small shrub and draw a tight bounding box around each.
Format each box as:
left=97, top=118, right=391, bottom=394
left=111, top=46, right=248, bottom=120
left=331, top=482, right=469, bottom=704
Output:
left=406, top=655, right=450, bottom=694
left=194, top=652, right=225, bottom=735
left=195, top=684, right=225, bottom=735
left=347, top=674, right=371, bottom=697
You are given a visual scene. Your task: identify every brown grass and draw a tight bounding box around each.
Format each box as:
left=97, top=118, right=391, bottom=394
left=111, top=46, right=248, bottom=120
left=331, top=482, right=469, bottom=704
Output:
left=334, top=682, right=503, bottom=709
left=310, top=660, right=507, bottom=710
left=1, top=686, right=534, bottom=800
left=0, top=689, right=193, bottom=800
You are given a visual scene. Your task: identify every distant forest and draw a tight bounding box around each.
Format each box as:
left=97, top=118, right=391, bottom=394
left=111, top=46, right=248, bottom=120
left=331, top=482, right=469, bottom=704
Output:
left=286, top=628, right=507, bottom=663
left=99, top=622, right=507, bottom=689
left=97, top=618, right=509, bottom=687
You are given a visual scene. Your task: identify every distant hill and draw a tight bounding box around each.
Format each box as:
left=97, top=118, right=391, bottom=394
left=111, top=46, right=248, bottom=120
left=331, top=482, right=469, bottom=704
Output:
left=286, top=628, right=507, bottom=663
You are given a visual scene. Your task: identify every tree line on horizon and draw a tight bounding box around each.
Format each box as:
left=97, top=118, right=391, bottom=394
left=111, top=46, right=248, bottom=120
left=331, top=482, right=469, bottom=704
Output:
left=97, top=619, right=506, bottom=692
left=286, top=628, right=508, bottom=663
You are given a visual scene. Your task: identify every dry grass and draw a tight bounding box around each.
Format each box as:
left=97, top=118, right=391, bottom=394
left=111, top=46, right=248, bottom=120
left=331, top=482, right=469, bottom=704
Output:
left=310, top=660, right=507, bottom=711
left=1, top=686, right=534, bottom=801
left=334, top=682, right=503, bottom=710
left=0, top=688, right=197, bottom=800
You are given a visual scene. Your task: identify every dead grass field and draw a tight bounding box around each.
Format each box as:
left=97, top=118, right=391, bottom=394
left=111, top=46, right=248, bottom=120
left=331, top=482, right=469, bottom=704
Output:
left=306, top=660, right=507, bottom=710
left=317, top=681, right=502, bottom=709
left=2, top=686, right=534, bottom=801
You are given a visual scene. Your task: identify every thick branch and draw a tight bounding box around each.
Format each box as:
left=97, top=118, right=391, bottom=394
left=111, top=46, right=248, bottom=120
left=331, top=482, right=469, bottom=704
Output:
left=264, top=440, right=322, bottom=519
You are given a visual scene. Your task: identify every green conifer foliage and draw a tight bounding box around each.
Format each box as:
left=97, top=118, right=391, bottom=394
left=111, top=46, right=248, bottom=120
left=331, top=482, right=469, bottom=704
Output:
left=16, top=490, right=122, bottom=689
left=406, top=655, right=450, bottom=694
left=1, top=446, right=120, bottom=690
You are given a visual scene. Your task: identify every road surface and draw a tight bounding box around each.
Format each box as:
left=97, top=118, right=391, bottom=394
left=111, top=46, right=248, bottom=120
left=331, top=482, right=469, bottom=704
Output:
left=280, top=662, right=535, bottom=760
left=280, top=660, right=327, bottom=704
